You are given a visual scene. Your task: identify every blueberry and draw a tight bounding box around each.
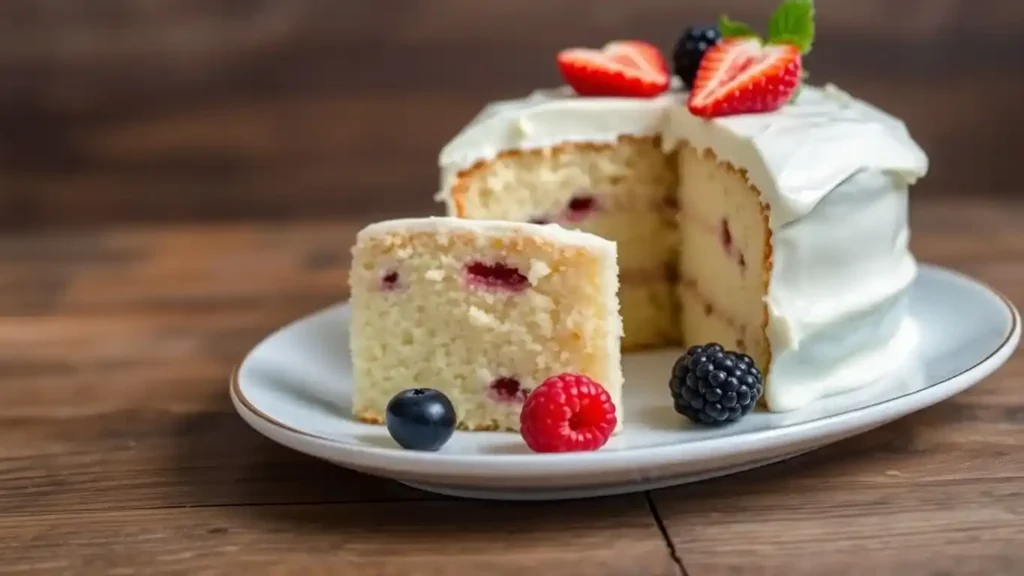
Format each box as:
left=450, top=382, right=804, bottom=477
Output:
left=385, top=388, right=457, bottom=451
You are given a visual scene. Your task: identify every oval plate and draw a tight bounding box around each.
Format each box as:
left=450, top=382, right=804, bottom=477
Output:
left=231, top=265, right=1019, bottom=500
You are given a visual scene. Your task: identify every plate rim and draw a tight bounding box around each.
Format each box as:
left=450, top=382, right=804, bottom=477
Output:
left=230, top=264, right=1020, bottom=475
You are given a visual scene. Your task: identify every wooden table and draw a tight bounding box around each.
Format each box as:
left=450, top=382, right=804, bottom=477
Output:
left=1, top=195, right=1021, bottom=575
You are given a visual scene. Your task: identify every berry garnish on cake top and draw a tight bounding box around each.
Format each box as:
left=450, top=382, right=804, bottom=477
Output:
left=687, top=0, right=815, bottom=118
left=669, top=343, right=763, bottom=426
left=557, top=40, right=670, bottom=98
left=519, top=373, right=617, bottom=452
left=672, top=26, right=721, bottom=90
left=385, top=388, right=457, bottom=451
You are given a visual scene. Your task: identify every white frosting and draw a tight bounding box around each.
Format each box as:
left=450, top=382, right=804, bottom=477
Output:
left=435, top=84, right=930, bottom=412
left=357, top=216, right=617, bottom=255
left=758, top=168, right=920, bottom=410
left=663, top=85, right=928, bottom=227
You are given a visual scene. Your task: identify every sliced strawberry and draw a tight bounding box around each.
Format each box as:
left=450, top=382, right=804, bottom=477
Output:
left=686, top=37, right=802, bottom=118
left=557, top=40, right=670, bottom=98
left=603, top=40, right=669, bottom=76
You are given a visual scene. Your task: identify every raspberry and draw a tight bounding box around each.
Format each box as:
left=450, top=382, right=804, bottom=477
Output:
left=519, top=373, right=617, bottom=453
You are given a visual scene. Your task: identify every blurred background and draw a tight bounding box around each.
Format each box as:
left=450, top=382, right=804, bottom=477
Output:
left=0, top=0, right=1021, bottom=230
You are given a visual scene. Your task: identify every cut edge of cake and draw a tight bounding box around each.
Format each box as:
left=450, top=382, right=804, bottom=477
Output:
left=676, top=142, right=774, bottom=404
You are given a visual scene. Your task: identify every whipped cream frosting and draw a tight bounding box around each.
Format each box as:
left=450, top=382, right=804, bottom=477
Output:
left=436, top=83, right=929, bottom=412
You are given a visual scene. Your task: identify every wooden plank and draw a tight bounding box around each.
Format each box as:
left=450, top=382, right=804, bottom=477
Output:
left=0, top=497, right=679, bottom=576
left=655, top=475, right=1023, bottom=575
left=0, top=222, right=431, bottom=511
left=0, top=409, right=433, bottom=514
left=0, top=223, right=358, bottom=315
left=661, top=474, right=1022, bottom=575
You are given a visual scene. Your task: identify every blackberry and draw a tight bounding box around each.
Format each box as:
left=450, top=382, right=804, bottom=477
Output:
left=672, top=26, right=721, bottom=89
left=669, top=342, right=763, bottom=426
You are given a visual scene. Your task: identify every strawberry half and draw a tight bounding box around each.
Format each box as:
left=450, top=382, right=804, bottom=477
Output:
left=557, top=40, right=670, bottom=98
left=686, top=37, right=802, bottom=118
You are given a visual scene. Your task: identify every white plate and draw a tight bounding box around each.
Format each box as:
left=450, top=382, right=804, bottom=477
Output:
left=231, top=265, right=1019, bottom=500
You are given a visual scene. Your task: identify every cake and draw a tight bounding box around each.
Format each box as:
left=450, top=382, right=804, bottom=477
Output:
left=435, top=2, right=929, bottom=413
left=348, top=217, right=624, bottom=432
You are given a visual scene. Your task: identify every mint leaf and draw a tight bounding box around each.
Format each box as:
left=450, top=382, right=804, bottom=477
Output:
left=767, top=0, right=815, bottom=53
left=719, top=15, right=760, bottom=40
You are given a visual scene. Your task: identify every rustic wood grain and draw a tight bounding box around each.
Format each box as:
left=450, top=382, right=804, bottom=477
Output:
left=0, top=195, right=1020, bottom=573
left=0, top=498, right=679, bottom=576
left=1, top=0, right=1022, bottom=228
left=655, top=477, right=1023, bottom=576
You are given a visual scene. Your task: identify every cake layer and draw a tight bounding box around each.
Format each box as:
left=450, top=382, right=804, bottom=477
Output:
left=679, top=281, right=769, bottom=372
left=551, top=211, right=678, bottom=275
left=349, top=217, right=624, bottom=432
left=618, top=279, right=679, bottom=349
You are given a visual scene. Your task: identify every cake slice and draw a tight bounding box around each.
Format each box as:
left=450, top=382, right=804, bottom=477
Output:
left=348, top=217, right=624, bottom=432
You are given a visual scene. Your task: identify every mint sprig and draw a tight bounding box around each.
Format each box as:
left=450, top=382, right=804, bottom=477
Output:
left=717, top=0, right=815, bottom=55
